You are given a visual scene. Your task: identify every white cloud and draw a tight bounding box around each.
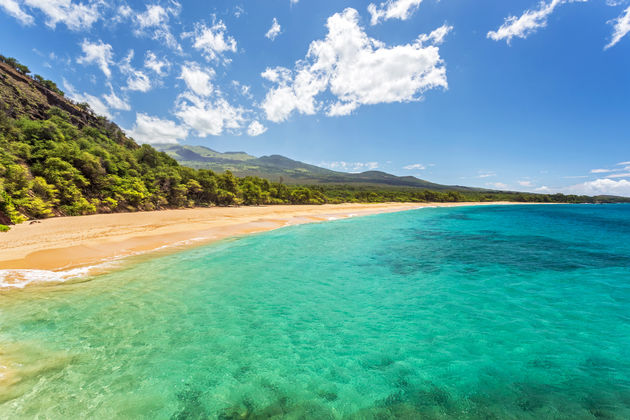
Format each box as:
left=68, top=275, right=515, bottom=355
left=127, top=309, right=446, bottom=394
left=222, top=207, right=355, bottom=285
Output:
left=103, top=85, right=130, bottom=111
left=606, top=172, right=630, bottom=178
left=266, top=17, right=282, bottom=40
left=247, top=120, right=267, bottom=136
left=566, top=178, right=630, bottom=196
left=126, top=113, right=188, bottom=144
left=175, top=92, right=246, bottom=137
left=126, top=71, right=151, bottom=92
left=368, top=0, right=423, bottom=25
left=185, top=18, right=237, bottom=62
left=591, top=168, right=613, bottom=173
left=120, top=50, right=152, bottom=92
left=606, top=6, right=630, bottom=49
left=117, top=4, right=131, bottom=19
left=617, top=161, right=630, bottom=165
left=136, top=3, right=168, bottom=28
left=478, top=171, right=496, bottom=178
left=518, top=180, right=533, bottom=187
left=319, top=161, right=380, bottom=172
left=63, top=79, right=111, bottom=119
left=232, top=80, right=253, bottom=99
left=77, top=39, right=113, bottom=79
left=23, top=0, right=99, bottom=30
left=0, top=0, right=33, bottom=25
left=261, top=8, right=451, bottom=122
left=486, top=182, right=508, bottom=189
left=133, top=3, right=181, bottom=50
left=403, top=163, right=426, bottom=170
left=487, top=0, right=586, bottom=43
left=536, top=185, right=551, bottom=192
left=179, top=63, right=215, bottom=96
left=144, top=51, right=170, bottom=76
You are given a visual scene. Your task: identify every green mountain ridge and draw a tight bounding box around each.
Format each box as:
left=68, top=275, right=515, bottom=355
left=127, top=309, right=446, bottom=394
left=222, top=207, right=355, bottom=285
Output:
left=154, top=144, right=479, bottom=191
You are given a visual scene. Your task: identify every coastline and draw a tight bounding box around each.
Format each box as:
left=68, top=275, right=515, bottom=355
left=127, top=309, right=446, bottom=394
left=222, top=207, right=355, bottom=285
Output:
left=0, top=202, right=523, bottom=287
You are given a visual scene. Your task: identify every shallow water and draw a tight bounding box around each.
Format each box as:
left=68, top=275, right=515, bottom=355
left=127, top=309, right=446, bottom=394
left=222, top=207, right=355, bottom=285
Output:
left=1, top=204, right=630, bottom=419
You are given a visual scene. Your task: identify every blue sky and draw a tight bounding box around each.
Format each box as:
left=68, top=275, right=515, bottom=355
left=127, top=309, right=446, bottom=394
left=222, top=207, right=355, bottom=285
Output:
left=1, top=0, right=629, bottom=195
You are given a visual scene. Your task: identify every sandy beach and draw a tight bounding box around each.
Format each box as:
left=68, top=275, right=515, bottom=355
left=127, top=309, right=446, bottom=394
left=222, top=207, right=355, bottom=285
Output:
left=0, top=202, right=520, bottom=286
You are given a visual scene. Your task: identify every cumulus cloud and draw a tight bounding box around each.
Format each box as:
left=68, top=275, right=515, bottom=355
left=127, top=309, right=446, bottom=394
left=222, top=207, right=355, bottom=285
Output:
left=266, top=17, right=282, bottom=40
left=261, top=8, right=451, bottom=122
left=184, top=18, right=237, bottom=62
left=126, top=113, right=188, bottom=144
left=120, top=50, right=152, bottom=92
left=175, top=92, right=246, bottom=137
left=566, top=178, right=630, bottom=196
left=368, top=0, right=423, bottom=25
left=605, top=6, right=630, bottom=49
left=103, top=85, right=130, bottom=111
left=63, top=79, right=111, bottom=119
left=403, top=163, right=426, bottom=170
left=77, top=39, right=113, bottom=79
left=488, top=0, right=586, bottom=43
left=0, top=0, right=34, bottom=25
left=144, top=51, right=170, bottom=76
left=133, top=3, right=181, bottom=50
left=116, top=4, right=131, bottom=20
left=247, top=120, right=267, bottom=136
left=126, top=71, right=151, bottom=92
left=179, top=63, right=215, bottom=96
left=22, top=0, right=100, bottom=30
left=319, top=161, right=380, bottom=172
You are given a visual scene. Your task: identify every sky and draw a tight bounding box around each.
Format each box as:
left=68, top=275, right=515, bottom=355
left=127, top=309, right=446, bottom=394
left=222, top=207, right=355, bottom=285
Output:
left=0, top=0, right=629, bottom=195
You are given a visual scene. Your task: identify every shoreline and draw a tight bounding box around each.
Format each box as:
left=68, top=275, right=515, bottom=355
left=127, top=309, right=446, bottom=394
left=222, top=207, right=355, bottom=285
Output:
left=0, top=202, right=525, bottom=288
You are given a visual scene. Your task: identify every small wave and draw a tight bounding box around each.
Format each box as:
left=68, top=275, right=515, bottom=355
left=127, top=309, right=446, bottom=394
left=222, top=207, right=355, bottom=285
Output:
left=0, top=237, right=214, bottom=290
left=0, top=267, right=95, bottom=289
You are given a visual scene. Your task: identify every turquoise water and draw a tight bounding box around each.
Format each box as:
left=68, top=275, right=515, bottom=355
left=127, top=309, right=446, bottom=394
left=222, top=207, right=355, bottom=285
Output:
left=1, top=204, right=630, bottom=418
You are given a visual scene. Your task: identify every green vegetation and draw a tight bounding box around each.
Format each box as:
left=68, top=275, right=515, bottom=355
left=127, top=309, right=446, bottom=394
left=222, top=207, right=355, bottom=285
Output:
left=0, top=54, right=30, bottom=75
left=0, top=108, right=332, bottom=224
left=0, top=53, right=627, bottom=232
left=0, top=224, right=9, bottom=232
left=0, top=54, right=64, bottom=97
left=32, top=74, right=64, bottom=96
left=309, top=184, right=619, bottom=204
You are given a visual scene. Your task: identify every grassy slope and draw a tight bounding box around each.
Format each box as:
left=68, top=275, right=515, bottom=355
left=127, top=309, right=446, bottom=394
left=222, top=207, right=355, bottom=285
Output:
left=154, top=144, right=480, bottom=191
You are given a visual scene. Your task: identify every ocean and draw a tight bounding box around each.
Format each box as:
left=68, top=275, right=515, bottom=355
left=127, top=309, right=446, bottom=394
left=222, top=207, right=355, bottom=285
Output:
left=1, top=204, right=629, bottom=418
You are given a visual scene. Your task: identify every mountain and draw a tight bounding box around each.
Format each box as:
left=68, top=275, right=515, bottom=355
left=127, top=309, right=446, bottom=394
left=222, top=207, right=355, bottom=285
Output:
left=154, top=144, right=478, bottom=191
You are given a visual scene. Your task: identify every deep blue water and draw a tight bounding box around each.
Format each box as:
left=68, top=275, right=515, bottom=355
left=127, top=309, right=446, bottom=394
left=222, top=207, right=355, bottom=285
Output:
left=1, top=204, right=630, bottom=418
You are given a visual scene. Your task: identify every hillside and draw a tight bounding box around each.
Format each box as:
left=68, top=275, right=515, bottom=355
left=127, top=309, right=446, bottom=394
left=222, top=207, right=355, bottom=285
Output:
left=154, top=144, right=475, bottom=191
left=0, top=55, right=334, bottom=226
